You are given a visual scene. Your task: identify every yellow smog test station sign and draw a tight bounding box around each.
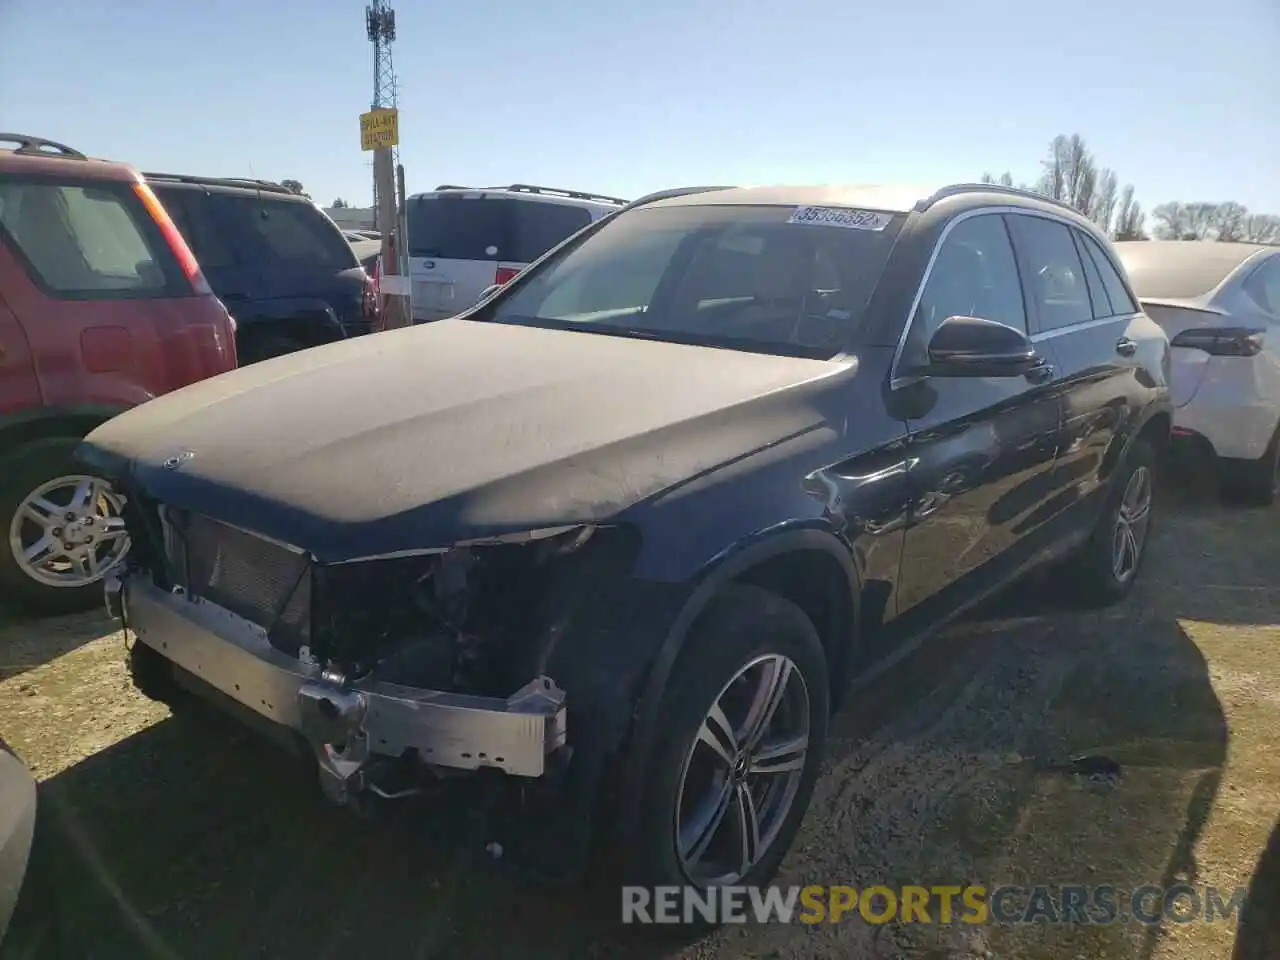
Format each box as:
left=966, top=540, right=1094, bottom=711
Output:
left=360, top=108, right=399, bottom=151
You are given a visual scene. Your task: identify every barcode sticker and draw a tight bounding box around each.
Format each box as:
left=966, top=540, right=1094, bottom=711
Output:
left=787, top=206, right=894, bottom=231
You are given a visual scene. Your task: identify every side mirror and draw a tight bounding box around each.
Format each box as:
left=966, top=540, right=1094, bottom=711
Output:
left=922, top=315, right=1043, bottom=378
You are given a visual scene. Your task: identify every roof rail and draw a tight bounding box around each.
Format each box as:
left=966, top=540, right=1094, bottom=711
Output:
left=0, top=133, right=86, bottom=160
left=503, top=183, right=628, bottom=205
left=142, top=172, right=294, bottom=195
left=919, top=182, right=1080, bottom=215
left=434, top=184, right=469, bottom=191
left=619, top=185, right=737, bottom=212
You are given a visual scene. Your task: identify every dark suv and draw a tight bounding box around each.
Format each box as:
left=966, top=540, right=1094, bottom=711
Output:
left=146, top=174, right=376, bottom=363
left=81, top=182, right=1171, bottom=896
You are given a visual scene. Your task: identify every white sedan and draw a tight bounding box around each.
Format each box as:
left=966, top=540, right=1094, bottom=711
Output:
left=1115, top=241, right=1280, bottom=506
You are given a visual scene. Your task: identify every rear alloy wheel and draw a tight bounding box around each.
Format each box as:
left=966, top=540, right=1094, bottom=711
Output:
left=1221, top=428, right=1280, bottom=508
left=1064, top=438, right=1157, bottom=606
left=1110, top=464, right=1154, bottom=584
left=622, top=584, right=829, bottom=903
left=0, top=437, right=130, bottom=614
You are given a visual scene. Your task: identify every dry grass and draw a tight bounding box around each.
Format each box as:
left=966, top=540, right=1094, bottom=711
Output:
left=0, top=483, right=1277, bottom=959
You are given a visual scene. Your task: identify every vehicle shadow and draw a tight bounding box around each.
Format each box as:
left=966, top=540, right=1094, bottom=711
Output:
left=1233, top=815, right=1280, bottom=960
left=28, top=704, right=683, bottom=960
left=25, top=608, right=1231, bottom=959
left=811, top=595, right=1230, bottom=958
left=0, top=609, right=118, bottom=682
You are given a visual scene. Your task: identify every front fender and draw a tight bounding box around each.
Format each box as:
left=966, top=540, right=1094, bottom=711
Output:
left=615, top=524, right=860, bottom=832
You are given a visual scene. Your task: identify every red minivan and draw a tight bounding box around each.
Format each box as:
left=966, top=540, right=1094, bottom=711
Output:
left=0, top=134, right=237, bottom=613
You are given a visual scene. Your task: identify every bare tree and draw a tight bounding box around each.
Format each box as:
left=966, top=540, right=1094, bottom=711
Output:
left=1212, top=202, right=1248, bottom=242
left=1152, top=201, right=1280, bottom=242
left=1184, top=203, right=1219, bottom=240
left=1242, top=213, right=1280, bottom=244
left=1037, top=134, right=1070, bottom=203
left=1091, top=169, right=1119, bottom=236
left=1031, top=133, right=1137, bottom=230
left=1114, top=185, right=1147, bottom=241
left=1151, top=202, right=1188, bottom=240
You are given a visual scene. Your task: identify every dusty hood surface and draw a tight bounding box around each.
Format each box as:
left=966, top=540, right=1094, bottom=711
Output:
left=80, top=320, right=847, bottom=561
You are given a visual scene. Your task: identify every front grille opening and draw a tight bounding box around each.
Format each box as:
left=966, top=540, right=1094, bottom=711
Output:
left=158, top=509, right=311, bottom=654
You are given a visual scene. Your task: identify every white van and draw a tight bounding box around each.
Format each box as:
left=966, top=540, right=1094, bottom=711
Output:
left=406, top=183, right=626, bottom=323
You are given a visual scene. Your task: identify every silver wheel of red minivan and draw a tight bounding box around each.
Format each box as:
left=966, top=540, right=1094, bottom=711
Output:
left=0, top=437, right=129, bottom=614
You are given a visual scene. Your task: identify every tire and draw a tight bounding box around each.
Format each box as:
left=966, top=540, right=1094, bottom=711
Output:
left=620, top=584, right=829, bottom=907
left=1062, top=437, right=1158, bottom=606
left=0, top=437, right=128, bottom=616
left=1221, top=427, right=1280, bottom=508
left=237, top=332, right=306, bottom=365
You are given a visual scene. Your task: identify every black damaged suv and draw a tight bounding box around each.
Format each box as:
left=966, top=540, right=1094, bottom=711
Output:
left=81, top=182, right=1171, bottom=894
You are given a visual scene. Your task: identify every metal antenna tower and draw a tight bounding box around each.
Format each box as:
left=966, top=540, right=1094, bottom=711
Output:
left=366, top=1, right=398, bottom=208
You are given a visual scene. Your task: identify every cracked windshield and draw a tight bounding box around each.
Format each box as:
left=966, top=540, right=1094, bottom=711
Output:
left=1, top=1, right=1278, bottom=958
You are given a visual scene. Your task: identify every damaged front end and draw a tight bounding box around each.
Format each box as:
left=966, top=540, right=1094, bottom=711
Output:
left=110, top=491, right=644, bottom=824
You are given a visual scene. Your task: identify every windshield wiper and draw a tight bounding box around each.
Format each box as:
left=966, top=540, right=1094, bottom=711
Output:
left=488, top=313, right=664, bottom=341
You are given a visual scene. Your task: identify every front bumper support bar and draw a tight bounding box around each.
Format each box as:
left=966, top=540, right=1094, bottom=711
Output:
left=110, top=575, right=567, bottom=802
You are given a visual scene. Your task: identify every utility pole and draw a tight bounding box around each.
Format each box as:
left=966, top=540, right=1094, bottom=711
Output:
left=363, top=2, right=410, bottom=329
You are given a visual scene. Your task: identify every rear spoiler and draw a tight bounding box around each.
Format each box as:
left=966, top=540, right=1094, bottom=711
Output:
left=1140, top=297, right=1227, bottom=317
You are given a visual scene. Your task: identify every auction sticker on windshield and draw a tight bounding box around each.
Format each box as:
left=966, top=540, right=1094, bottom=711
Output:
left=788, top=206, right=894, bottom=231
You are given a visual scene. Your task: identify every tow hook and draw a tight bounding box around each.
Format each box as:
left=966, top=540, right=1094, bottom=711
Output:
left=104, top=572, right=126, bottom=620
left=297, top=669, right=376, bottom=807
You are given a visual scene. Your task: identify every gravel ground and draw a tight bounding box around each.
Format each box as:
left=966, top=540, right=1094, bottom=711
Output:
left=1, top=480, right=1277, bottom=960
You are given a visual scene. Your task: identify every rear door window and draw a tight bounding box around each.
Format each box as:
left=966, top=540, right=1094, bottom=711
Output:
left=1078, top=232, right=1138, bottom=316
left=0, top=180, right=183, bottom=298
left=216, top=195, right=357, bottom=271
left=409, top=196, right=508, bottom=261
left=510, top=201, right=592, bottom=263
left=1071, top=230, right=1113, bottom=319
left=1008, top=215, right=1093, bottom=332
left=408, top=196, right=593, bottom=264
left=157, top=189, right=237, bottom=270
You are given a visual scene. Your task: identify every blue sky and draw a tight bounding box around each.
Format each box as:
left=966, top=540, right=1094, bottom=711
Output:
left=2, top=0, right=1277, bottom=216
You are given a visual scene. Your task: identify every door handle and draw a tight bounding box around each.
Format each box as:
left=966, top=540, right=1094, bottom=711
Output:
left=1024, top=359, right=1055, bottom=384
left=1115, top=336, right=1137, bottom=357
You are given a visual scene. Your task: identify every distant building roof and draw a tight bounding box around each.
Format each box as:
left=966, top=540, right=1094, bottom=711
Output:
left=324, top=206, right=376, bottom=230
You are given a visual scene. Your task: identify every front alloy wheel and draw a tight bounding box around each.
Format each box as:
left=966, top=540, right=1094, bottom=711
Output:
left=675, top=654, right=811, bottom=885
left=621, top=584, right=830, bottom=900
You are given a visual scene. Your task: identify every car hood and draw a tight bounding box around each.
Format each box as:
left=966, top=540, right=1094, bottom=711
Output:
left=79, top=320, right=849, bottom=562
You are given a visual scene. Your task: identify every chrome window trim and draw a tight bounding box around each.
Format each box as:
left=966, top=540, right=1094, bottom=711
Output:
left=1029, top=313, right=1135, bottom=343
left=889, top=206, right=1133, bottom=389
